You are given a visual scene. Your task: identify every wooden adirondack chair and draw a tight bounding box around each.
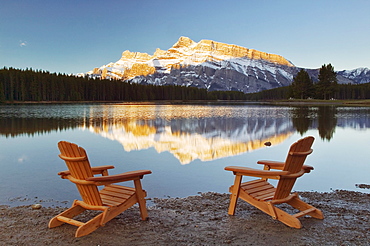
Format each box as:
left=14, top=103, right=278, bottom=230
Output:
left=225, top=136, right=323, bottom=228
left=48, top=141, right=152, bottom=237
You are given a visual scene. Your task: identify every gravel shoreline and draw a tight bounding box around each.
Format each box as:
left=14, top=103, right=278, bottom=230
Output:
left=1, top=190, right=369, bottom=245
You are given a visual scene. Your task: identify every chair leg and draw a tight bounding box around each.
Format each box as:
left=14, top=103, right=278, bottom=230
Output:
left=267, top=202, right=277, bottom=219
left=271, top=205, right=302, bottom=228
left=77, top=194, right=149, bottom=237
left=239, top=190, right=302, bottom=228
left=75, top=213, right=105, bottom=238
left=287, top=194, right=324, bottom=219
left=48, top=201, right=86, bottom=228
left=134, top=179, right=149, bottom=220
left=228, top=174, right=242, bottom=215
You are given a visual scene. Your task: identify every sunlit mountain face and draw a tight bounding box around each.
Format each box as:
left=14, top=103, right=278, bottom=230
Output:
left=81, top=37, right=370, bottom=93
left=84, top=104, right=294, bottom=164
left=82, top=37, right=296, bottom=93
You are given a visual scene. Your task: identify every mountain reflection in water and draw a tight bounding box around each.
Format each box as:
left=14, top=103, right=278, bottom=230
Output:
left=87, top=117, right=292, bottom=164
left=1, top=104, right=295, bottom=164
left=1, top=104, right=370, bottom=164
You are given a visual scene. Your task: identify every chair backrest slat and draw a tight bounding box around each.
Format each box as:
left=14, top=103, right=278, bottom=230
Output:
left=58, top=141, right=103, bottom=206
left=274, top=136, right=314, bottom=200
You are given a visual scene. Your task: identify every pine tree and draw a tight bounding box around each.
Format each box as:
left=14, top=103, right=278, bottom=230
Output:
left=290, top=69, right=314, bottom=99
left=316, top=64, right=338, bottom=100
left=0, top=75, right=5, bottom=102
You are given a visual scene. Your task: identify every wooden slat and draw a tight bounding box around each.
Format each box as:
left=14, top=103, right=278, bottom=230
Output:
left=241, top=180, right=264, bottom=188
left=240, top=180, right=269, bottom=190
left=293, top=207, right=317, bottom=218
left=100, top=187, right=135, bottom=197
left=100, top=193, right=132, bottom=202
left=101, top=200, right=121, bottom=207
left=249, top=187, right=275, bottom=197
left=241, top=180, right=275, bottom=192
left=254, top=191, right=275, bottom=201
left=100, top=185, right=136, bottom=207
left=242, top=183, right=275, bottom=194
left=56, top=216, right=85, bottom=227
left=238, top=179, right=277, bottom=201
left=100, top=194, right=133, bottom=203
left=102, top=185, right=136, bottom=194
left=100, top=197, right=125, bottom=206
left=249, top=186, right=275, bottom=196
left=102, top=192, right=132, bottom=200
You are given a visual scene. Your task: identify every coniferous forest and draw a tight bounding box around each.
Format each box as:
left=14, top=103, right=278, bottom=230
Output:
left=0, top=67, right=247, bottom=102
left=0, top=67, right=210, bottom=102
left=1, top=66, right=370, bottom=103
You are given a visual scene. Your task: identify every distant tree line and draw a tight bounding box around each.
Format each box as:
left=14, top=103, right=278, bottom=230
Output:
left=2, top=66, right=370, bottom=103
left=0, top=67, right=212, bottom=102
left=0, top=67, right=253, bottom=102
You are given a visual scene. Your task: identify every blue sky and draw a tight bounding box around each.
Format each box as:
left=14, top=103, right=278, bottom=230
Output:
left=1, top=0, right=369, bottom=74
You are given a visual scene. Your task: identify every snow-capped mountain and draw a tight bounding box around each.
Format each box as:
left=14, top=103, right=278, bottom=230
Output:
left=82, top=37, right=370, bottom=93
left=337, top=68, right=370, bottom=84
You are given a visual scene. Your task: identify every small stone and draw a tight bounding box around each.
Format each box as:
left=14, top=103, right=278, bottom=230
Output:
left=31, top=204, right=42, bottom=209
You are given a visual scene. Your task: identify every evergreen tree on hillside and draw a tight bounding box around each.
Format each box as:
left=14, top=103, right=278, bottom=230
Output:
left=0, top=77, right=5, bottom=102
left=290, top=69, right=314, bottom=99
left=316, top=64, right=338, bottom=100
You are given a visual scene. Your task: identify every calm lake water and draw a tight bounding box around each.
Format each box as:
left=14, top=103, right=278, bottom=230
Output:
left=0, top=103, right=369, bottom=206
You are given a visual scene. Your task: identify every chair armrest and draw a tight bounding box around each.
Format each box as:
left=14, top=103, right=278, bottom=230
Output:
left=281, top=169, right=306, bottom=178
left=91, top=165, right=115, bottom=175
left=289, top=149, right=313, bottom=156
left=302, top=165, right=314, bottom=172
left=225, top=166, right=289, bottom=179
left=257, top=161, right=314, bottom=173
left=57, top=165, right=115, bottom=176
left=86, top=170, right=152, bottom=185
left=257, top=160, right=285, bottom=170
left=60, top=174, right=96, bottom=185
left=58, top=170, right=71, bottom=176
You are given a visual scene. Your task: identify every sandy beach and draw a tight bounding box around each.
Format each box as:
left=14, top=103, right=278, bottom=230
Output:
left=1, top=190, right=369, bottom=245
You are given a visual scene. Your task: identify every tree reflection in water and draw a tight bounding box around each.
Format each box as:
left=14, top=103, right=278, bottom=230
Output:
left=1, top=103, right=369, bottom=152
left=291, top=106, right=337, bottom=141
left=317, top=106, right=337, bottom=141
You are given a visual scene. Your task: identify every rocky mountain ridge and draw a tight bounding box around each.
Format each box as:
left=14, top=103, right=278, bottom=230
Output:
left=83, top=37, right=370, bottom=93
